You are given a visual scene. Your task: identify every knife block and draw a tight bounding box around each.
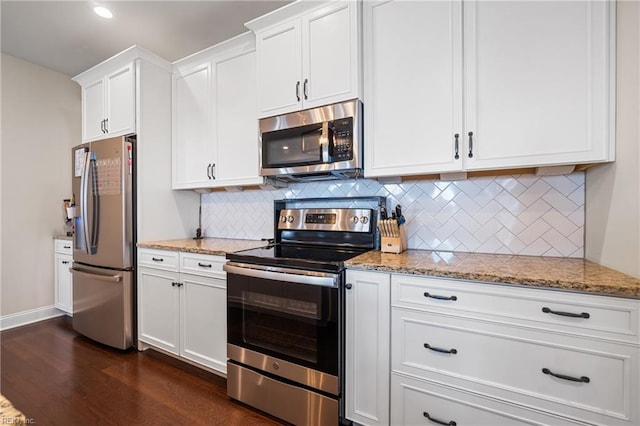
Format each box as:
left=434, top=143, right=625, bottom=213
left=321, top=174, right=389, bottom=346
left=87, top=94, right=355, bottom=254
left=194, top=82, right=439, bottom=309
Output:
left=380, top=225, right=408, bottom=254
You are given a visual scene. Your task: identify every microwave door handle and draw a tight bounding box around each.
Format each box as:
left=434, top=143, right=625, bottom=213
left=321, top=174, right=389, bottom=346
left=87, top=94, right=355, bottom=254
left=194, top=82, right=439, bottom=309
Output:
left=321, top=121, right=330, bottom=163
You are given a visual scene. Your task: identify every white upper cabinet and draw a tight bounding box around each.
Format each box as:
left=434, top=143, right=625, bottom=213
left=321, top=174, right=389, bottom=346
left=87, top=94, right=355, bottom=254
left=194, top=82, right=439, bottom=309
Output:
left=255, top=20, right=303, bottom=117
left=172, top=32, right=263, bottom=190
left=364, top=0, right=463, bottom=177
left=364, top=0, right=615, bottom=178
left=76, top=60, right=136, bottom=142
left=247, top=1, right=361, bottom=118
left=173, top=62, right=215, bottom=188
left=463, top=0, right=614, bottom=171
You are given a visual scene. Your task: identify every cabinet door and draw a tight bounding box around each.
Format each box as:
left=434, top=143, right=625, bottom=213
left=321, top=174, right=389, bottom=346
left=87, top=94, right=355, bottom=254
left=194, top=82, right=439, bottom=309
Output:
left=172, top=62, right=216, bottom=188
left=138, top=267, right=180, bottom=355
left=105, top=63, right=136, bottom=137
left=82, top=78, right=105, bottom=141
left=464, top=0, right=614, bottom=170
left=180, top=273, right=227, bottom=374
left=363, top=0, right=463, bottom=178
left=214, top=49, right=263, bottom=186
left=302, top=1, right=359, bottom=109
left=54, top=253, right=73, bottom=314
left=345, top=270, right=391, bottom=426
left=256, top=19, right=302, bottom=117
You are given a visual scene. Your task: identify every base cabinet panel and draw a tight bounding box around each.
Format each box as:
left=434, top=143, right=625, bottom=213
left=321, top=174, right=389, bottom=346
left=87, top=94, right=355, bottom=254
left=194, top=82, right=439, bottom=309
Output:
left=345, top=270, right=390, bottom=426
left=180, top=273, right=227, bottom=373
left=54, top=239, right=74, bottom=314
left=138, top=267, right=180, bottom=355
left=137, top=249, right=227, bottom=375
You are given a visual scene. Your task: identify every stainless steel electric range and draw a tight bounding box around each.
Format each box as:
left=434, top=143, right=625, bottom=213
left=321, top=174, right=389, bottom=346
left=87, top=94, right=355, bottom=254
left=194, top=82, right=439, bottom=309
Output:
left=224, top=197, right=384, bottom=426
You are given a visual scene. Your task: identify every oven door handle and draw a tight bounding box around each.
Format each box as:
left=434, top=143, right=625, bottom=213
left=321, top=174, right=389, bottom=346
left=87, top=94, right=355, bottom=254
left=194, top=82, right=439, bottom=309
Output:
left=223, top=262, right=339, bottom=288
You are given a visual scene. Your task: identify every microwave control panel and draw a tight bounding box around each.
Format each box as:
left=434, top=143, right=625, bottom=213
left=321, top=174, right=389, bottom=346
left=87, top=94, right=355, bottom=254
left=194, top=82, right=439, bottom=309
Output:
left=330, top=117, right=353, bottom=162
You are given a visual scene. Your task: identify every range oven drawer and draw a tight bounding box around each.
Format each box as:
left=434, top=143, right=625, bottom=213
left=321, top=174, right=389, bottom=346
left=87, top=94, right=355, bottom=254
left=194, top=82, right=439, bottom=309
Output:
left=228, top=344, right=338, bottom=396
left=227, top=361, right=338, bottom=426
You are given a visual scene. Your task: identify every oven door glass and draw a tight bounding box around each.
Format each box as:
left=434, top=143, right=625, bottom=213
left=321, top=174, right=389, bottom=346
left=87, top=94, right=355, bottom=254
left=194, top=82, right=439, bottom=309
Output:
left=227, top=271, right=338, bottom=376
left=262, top=123, right=325, bottom=168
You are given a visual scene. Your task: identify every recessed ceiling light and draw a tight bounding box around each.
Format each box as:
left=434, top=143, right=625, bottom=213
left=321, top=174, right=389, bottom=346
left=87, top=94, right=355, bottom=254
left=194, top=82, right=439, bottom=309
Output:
left=94, top=6, right=113, bottom=19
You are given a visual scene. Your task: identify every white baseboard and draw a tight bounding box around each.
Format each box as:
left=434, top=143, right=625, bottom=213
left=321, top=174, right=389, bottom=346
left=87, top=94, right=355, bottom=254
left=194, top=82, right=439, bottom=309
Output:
left=0, top=305, right=66, bottom=331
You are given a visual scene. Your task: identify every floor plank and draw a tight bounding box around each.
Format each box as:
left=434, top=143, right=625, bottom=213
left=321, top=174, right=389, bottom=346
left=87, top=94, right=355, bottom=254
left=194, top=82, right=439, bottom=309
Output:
left=1, top=316, right=286, bottom=425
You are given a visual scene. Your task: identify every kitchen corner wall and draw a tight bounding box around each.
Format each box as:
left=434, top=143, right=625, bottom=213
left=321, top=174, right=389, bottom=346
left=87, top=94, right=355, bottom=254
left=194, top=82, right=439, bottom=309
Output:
left=585, top=0, right=640, bottom=278
left=202, top=172, right=585, bottom=258
left=1, top=53, right=81, bottom=316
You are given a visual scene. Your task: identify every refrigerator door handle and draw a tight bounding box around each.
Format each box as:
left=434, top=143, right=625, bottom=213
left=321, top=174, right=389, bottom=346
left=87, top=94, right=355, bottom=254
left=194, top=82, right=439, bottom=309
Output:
left=70, top=267, right=122, bottom=283
left=80, top=151, right=92, bottom=254
left=88, top=153, right=100, bottom=254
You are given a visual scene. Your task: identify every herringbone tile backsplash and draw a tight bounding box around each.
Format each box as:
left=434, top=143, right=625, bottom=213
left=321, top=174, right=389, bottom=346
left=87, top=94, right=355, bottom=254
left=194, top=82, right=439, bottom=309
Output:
left=201, top=172, right=585, bottom=257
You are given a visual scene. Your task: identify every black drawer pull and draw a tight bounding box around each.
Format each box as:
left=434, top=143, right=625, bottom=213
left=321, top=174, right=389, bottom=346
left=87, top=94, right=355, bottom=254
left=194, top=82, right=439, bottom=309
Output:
left=542, top=307, right=590, bottom=319
left=424, top=343, right=457, bottom=355
left=152, top=257, right=164, bottom=262
left=198, top=262, right=212, bottom=268
left=423, top=411, right=456, bottom=426
left=424, top=292, right=457, bottom=301
left=63, top=245, right=71, bottom=249
left=62, top=260, right=70, bottom=265
left=542, top=368, right=590, bottom=383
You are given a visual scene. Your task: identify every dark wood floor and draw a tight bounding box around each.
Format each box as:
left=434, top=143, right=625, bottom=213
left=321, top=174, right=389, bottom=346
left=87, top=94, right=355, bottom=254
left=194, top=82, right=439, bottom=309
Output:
left=1, top=316, right=286, bottom=425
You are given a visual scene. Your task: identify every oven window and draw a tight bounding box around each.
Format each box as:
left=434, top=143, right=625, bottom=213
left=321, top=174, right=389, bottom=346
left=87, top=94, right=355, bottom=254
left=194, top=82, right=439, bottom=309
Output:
left=227, top=272, right=338, bottom=375
left=262, top=124, right=324, bottom=168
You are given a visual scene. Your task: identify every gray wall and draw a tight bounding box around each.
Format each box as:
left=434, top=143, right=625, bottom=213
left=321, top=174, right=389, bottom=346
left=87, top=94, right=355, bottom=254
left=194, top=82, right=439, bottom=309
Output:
left=586, top=2, right=640, bottom=278
left=1, top=53, right=81, bottom=316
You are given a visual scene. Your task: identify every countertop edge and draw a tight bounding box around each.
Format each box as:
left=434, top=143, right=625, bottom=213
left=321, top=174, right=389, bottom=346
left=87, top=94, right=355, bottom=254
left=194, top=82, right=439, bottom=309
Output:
left=347, top=264, right=640, bottom=299
left=137, top=238, right=268, bottom=255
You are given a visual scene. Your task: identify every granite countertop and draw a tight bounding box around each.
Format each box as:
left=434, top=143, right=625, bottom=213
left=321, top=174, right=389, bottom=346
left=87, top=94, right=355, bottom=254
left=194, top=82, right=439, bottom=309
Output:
left=346, top=250, right=640, bottom=299
left=53, top=234, right=73, bottom=240
left=137, top=238, right=268, bottom=256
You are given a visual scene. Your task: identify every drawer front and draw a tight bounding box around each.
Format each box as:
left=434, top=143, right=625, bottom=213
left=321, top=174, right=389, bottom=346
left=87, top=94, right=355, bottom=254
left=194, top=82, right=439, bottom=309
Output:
left=55, top=239, right=73, bottom=255
left=392, top=308, right=635, bottom=422
left=180, top=252, right=225, bottom=279
left=392, top=274, right=639, bottom=342
left=138, top=249, right=179, bottom=271
left=391, top=374, right=589, bottom=426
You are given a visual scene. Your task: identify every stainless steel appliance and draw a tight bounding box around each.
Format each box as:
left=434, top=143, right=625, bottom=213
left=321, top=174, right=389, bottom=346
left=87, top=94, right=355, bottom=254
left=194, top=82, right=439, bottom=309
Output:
left=224, top=197, right=383, bottom=426
left=259, top=99, right=363, bottom=181
left=70, top=135, right=135, bottom=350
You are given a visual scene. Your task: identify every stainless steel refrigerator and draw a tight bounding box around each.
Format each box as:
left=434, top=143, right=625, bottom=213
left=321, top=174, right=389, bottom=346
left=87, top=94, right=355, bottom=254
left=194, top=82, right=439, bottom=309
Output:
left=70, top=135, right=135, bottom=350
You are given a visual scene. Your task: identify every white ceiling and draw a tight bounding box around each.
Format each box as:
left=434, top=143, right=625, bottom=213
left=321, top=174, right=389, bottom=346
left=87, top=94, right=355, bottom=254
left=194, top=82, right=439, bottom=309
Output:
left=1, top=1, right=292, bottom=77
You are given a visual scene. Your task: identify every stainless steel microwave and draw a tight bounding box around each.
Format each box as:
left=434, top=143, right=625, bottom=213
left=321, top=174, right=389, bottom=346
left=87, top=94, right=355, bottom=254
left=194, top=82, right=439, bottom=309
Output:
left=259, top=100, right=363, bottom=181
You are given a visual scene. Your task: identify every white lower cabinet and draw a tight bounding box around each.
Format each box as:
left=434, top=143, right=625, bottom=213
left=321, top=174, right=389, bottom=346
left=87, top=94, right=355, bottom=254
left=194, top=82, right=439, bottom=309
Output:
left=390, top=274, right=640, bottom=426
left=138, top=248, right=227, bottom=375
left=345, top=269, right=390, bottom=426
left=345, top=268, right=640, bottom=426
left=54, top=239, right=73, bottom=314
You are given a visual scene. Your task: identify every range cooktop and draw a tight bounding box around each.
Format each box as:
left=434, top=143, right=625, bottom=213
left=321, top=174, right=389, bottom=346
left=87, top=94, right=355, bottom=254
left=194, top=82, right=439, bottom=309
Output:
left=227, top=243, right=370, bottom=273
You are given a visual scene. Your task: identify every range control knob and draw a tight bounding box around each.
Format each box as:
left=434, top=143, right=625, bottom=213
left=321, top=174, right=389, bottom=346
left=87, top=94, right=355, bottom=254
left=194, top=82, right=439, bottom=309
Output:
left=287, top=215, right=295, bottom=223
left=280, top=215, right=287, bottom=223
left=360, top=216, right=369, bottom=224
left=351, top=216, right=359, bottom=224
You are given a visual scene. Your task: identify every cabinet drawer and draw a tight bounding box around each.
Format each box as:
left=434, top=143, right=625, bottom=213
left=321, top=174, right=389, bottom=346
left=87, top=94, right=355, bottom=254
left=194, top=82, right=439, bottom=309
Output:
left=392, top=308, right=637, bottom=423
left=392, top=274, right=639, bottom=343
left=180, top=252, right=225, bottom=279
left=391, top=374, right=589, bottom=426
left=138, top=249, right=179, bottom=271
left=55, top=239, right=73, bottom=255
